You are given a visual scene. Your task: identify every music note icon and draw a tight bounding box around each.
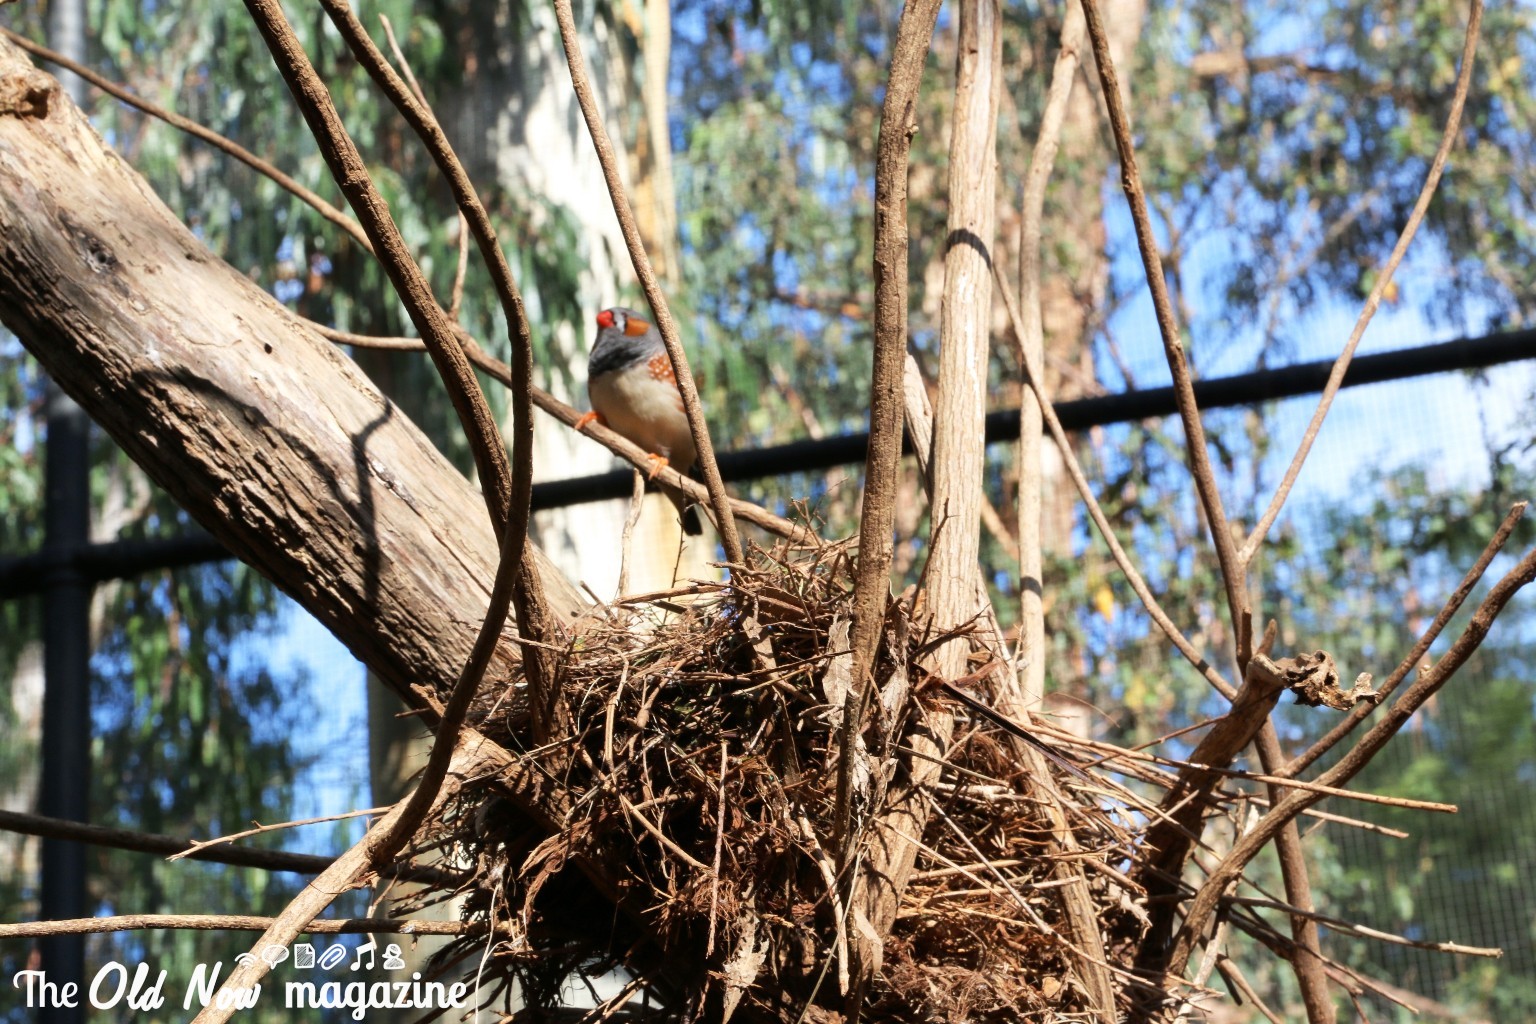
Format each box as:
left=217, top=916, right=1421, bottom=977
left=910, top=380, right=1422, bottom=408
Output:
left=350, top=938, right=377, bottom=971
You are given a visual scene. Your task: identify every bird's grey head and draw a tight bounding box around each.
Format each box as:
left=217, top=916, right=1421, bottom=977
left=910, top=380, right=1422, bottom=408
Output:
left=589, top=306, right=662, bottom=377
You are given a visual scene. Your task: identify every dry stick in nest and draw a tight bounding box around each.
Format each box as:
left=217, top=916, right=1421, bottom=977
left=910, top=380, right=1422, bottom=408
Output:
left=1088, top=0, right=1328, bottom=1003
left=820, top=29, right=947, bottom=1015
left=1166, top=537, right=1536, bottom=981
left=551, top=0, right=743, bottom=567
left=191, top=3, right=536, bottom=1018
left=318, top=0, right=560, bottom=739
left=1240, top=2, right=1479, bottom=998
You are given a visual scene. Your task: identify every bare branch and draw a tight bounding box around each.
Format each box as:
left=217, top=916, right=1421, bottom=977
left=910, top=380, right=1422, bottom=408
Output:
left=0, top=26, right=371, bottom=252
left=551, top=0, right=744, bottom=566
left=1167, top=540, right=1536, bottom=978
left=187, top=2, right=542, bottom=1016
left=1241, top=0, right=1485, bottom=561
left=316, top=0, right=556, bottom=738
left=0, top=809, right=444, bottom=885
left=834, top=0, right=943, bottom=862
left=1079, top=0, right=1250, bottom=666
left=993, top=260, right=1237, bottom=700
left=0, top=915, right=478, bottom=938
left=167, top=807, right=390, bottom=861
left=1284, top=500, right=1526, bottom=778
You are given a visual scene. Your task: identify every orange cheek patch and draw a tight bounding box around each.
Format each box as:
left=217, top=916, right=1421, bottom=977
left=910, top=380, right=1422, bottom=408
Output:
left=624, top=316, right=652, bottom=337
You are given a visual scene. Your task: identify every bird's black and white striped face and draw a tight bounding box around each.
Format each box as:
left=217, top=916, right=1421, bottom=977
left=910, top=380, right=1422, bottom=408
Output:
left=589, top=306, right=665, bottom=379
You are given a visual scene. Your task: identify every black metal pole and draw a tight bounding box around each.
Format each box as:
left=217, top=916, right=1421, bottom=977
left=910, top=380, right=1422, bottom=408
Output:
left=530, top=328, right=1536, bottom=510
left=0, top=330, right=1531, bottom=596
left=38, top=1, right=91, bottom=1018
left=38, top=388, right=91, bottom=1024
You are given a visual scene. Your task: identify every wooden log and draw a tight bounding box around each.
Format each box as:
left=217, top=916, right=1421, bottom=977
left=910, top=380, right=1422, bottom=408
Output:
left=0, top=37, right=586, bottom=712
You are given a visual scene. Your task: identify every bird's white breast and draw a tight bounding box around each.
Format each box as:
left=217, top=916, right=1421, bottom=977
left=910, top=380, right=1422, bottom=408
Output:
left=589, top=366, right=697, bottom=468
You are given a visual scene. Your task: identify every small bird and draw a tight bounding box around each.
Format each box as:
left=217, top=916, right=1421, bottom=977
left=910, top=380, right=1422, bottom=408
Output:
left=576, top=306, right=703, bottom=535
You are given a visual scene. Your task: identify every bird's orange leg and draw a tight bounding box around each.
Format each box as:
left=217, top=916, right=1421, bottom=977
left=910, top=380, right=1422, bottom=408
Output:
left=644, top=454, right=671, bottom=480
left=574, top=410, right=607, bottom=432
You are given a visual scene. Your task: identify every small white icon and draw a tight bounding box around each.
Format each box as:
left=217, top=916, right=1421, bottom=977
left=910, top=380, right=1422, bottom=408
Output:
left=351, top=938, right=377, bottom=971
left=260, top=943, right=289, bottom=968
left=382, top=944, right=405, bottom=971
left=293, top=943, right=316, bottom=968
left=316, top=943, right=349, bottom=971
left=233, top=952, right=259, bottom=967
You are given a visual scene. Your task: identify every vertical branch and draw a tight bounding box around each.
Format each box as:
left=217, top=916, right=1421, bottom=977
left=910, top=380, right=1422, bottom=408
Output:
left=834, top=0, right=942, bottom=859
left=845, top=0, right=1003, bottom=1009
left=833, top=3, right=943, bottom=1011
left=551, top=0, right=744, bottom=567
left=1077, top=0, right=1250, bottom=665
left=927, top=0, right=1001, bottom=680
left=1012, top=0, right=1086, bottom=715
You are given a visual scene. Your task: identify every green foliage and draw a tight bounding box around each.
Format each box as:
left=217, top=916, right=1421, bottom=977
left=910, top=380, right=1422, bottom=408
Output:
left=1143, top=0, right=1536, bottom=343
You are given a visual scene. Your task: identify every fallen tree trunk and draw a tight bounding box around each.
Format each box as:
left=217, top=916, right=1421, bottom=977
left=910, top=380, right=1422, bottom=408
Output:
left=0, top=37, right=585, bottom=714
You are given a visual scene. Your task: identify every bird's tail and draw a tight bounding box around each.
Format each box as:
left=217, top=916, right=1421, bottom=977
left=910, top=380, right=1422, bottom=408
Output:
left=662, top=484, right=704, bottom=536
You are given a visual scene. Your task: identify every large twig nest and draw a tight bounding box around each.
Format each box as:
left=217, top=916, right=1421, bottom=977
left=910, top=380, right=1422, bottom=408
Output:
left=406, top=543, right=1149, bottom=1022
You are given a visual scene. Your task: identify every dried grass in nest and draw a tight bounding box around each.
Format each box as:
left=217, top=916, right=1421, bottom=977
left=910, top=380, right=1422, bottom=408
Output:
left=408, top=543, right=1147, bottom=1022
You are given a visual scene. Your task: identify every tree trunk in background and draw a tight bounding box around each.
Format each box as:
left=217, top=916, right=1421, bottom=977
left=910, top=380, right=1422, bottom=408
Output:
left=439, top=1, right=713, bottom=597
left=1022, top=0, right=1144, bottom=697
left=1038, top=0, right=1145, bottom=559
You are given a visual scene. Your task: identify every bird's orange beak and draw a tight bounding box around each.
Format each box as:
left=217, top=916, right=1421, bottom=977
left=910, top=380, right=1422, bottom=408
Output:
left=595, top=309, right=615, bottom=329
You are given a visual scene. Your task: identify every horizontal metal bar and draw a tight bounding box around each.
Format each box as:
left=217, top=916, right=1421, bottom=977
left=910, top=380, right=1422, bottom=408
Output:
left=2, top=328, right=1531, bottom=596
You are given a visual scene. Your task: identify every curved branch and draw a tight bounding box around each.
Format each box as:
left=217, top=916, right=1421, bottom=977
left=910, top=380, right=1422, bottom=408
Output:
left=0, top=26, right=371, bottom=253
left=315, top=0, right=556, bottom=739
